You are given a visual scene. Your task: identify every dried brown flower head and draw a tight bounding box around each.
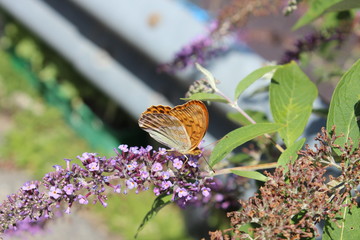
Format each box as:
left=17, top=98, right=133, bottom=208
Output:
left=209, top=127, right=360, bottom=239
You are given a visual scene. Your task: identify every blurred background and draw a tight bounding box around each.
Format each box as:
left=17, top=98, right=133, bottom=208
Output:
left=0, top=0, right=355, bottom=239
left=0, top=1, right=249, bottom=239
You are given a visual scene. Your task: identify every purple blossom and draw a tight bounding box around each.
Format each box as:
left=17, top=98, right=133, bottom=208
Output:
left=201, top=187, right=211, bottom=197
left=129, top=146, right=139, bottom=154
left=280, top=30, right=347, bottom=64
left=140, top=170, right=149, bottom=179
left=161, top=181, right=173, bottom=190
left=63, top=184, right=74, bottom=195
left=118, top=144, right=129, bottom=152
left=215, top=193, right=224, bottom=202
left=173, top=158, right=183, bottom=169
left=4, top=216, right=50, bottom=238
left=176, top=188, right=189, bottom=198
left=113, top=184, right=121, bottom=193
left=49, top=186, right=62, bottom=199
left=151, top=162, right=163, bottom=172
left=98, top=196, right=108, bottom=208
left=160, top=171, right=171, bottom=180
left=153, top=187, right=160, bottom=196
left=22, top=182, right=37, bottom=191
left=109, top=159, right=117, bottom=166
left=221, top=201, right=230, bottom=209
left=187, top=160, right=197, bottom=168
left=126, top=178, right=138, bottom=190
left=87, top=162, right=99, bottom=171
left=65, top=207, right=71, bottom=214
left=78, top=152, right=97, bottom=162
left=158, top=32, right=226, bottom=73
left=52, top=165, right=62, bottom=171
left=78, top=195, right=89, bottom=205
left=158, top=148, right=167, bottom=155
left=126, top=161, right=138, bottom=171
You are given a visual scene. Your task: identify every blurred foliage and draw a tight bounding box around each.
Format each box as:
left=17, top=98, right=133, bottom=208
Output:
left=0, top=50, right=90, bottom=178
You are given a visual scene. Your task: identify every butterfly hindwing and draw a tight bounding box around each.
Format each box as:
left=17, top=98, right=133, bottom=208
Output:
left=138, top=113, right=191, bottom=152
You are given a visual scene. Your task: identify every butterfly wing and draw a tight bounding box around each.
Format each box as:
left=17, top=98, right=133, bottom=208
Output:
left=138, top=100, right=208, bottom=155
left=138, top=110, right=192, bottom=153
left=170, top=100, right=208, bottom=154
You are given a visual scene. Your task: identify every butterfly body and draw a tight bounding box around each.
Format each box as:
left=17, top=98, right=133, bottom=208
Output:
left=138, top=100, right=208, bottom=155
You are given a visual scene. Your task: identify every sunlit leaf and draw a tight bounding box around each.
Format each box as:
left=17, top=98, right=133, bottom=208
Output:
left=231, top=170, right=268, bottom=182
left=227, top=152, right=252, bottom=164
left=209, top=123, right=283, bottom=167
left=327, top=58, right=360, bottom=153
left=270, top=62, right=317, bottom=147
left=195, top=63, right=218, bottom=91
left=294, top=0, right=360, bottom=30
left=234, top=65, right=279, bottom=100
left=323, top=198, right=360, bottom=240
left=277, top=138, right=306, bottom=169
left=293, top=0, right=343, bottom=30
left=181, top=92, right=227, bottom=103
left=327, top=0, right=360, bottom=12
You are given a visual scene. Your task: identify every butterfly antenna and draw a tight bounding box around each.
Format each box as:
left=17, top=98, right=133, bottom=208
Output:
left=199, top=136, right=231, bottom=173
left=202, top=135, right=228, bottom=149
left=201, top=155, right=215, bottom=173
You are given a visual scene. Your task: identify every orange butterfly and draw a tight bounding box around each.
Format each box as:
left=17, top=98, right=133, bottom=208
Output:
left=138, top=100, right=208, bottom=155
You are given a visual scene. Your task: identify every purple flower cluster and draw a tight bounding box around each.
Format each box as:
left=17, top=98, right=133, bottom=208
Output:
left=4, top=216, right=50, bottom=238
left=0, top=145, right=213, bottom=234
left=184, top=175, right=247, bottom=212
left=280, top=30, right=347, bottom=64
left=159, top=0, right=290, bottom=73
left=158, top=23, right=226, bottom=73
left=114, top=145, right=212, bottom=204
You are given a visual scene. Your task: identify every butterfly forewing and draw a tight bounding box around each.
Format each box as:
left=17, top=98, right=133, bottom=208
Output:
left=138, top=100, right=208, bottom=155
left=170, top=101, right=208, bottom=152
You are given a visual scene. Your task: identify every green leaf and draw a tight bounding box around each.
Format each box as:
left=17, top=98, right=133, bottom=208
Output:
left=277, top=138, right=306, bottom=168
left=181, top=92, right=228, bottom=103
left=231, top=170, right=268, bottom=182
left=135, top=194, right=172, bottom=238
left=293, top=0, right=343, bottom=30
left=323, top=199, right=360, bottom=240
left=227, top=153, right=252, bottom=164
left=327, top=0, right=360, bottom=12
left=270, top=62, right=317, bottom=147
left=227, top=111, right=269, bottom=126
left=294, top=0, right=360, bottom=30
left=327, top=58, right=360, bottom=152
left=238, top=223, right=254, bottom=238
left=195, top=63, right=218, bottom=91
left=209, top=123, right=283, bottom=167
left=234, top=65, right=279, bottom=100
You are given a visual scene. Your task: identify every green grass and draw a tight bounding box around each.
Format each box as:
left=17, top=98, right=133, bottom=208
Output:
left=0, top=50, right=90, bottom=177
left=98, top=191, right=190, bottom=240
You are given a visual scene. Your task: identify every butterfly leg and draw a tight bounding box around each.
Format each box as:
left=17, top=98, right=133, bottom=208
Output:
left=183, top=154, right=189, bottom=165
